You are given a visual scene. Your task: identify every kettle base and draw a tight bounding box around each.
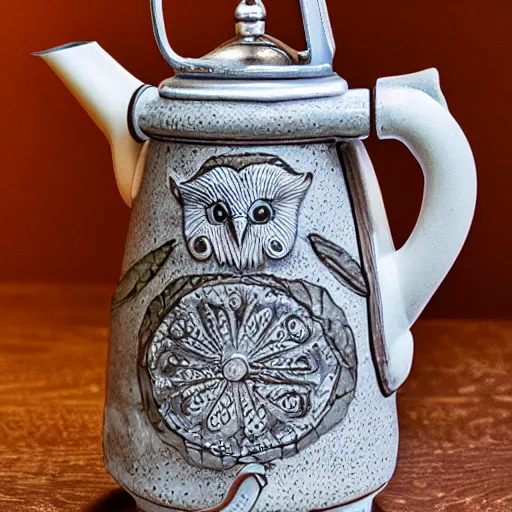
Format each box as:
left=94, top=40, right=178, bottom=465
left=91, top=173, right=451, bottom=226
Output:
left=133, top=487, right=382, bottom=512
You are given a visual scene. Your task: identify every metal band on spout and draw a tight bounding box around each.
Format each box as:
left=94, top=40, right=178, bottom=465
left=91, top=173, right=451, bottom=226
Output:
left=150, top=0, right=336, bottom=79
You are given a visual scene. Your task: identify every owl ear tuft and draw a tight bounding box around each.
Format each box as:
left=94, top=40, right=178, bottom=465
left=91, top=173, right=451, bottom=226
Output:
left=295, top=171, right=314, bottom=195
left=169, top=176, right=183, bottom=204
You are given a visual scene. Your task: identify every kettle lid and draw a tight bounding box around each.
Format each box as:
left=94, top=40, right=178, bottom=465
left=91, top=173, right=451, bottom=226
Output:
left=204, top=1, right=300, bottom=67
left=152, top=0, right=348, bottom=102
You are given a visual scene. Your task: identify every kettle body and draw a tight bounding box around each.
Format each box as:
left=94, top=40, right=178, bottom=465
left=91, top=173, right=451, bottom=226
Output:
left=36, top=0, right=477, bottom=510
left=105, top=138, right=398, bottom=511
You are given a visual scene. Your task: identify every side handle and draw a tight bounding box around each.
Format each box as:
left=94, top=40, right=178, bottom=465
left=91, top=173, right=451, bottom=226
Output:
left=376, top=69, right=477, bottom=329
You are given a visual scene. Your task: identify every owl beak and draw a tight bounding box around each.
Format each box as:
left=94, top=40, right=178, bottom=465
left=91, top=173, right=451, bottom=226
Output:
left=231, top=216, right=248, bottom=247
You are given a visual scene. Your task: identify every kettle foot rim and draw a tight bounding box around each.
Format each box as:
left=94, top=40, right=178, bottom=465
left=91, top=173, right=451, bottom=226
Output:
left=132, top=483, right=386, bottom=512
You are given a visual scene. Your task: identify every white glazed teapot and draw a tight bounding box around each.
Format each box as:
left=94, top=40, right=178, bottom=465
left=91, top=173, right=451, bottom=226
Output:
left=36, top=0, right=476, bottom=510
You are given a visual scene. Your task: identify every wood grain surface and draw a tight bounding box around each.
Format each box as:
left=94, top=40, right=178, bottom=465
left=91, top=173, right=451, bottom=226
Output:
left=0, top=284, right=510, bottom=512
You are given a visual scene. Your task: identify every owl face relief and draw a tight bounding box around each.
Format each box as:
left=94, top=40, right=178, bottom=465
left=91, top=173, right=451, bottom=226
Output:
left=171, top=154, right=312, bottom=270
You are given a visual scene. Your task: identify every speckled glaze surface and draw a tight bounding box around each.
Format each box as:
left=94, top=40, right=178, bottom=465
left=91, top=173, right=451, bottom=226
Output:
left=104, top=141, right=398, bottom=511
left=132, top=87, right=370, bottom=142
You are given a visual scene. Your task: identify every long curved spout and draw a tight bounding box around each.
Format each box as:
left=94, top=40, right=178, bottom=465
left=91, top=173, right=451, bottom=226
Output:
left=34, top=42, right=145, bottom=206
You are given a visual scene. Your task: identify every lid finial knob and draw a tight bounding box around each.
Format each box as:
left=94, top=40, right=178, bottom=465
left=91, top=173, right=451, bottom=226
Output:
left=235, top=0, right=267, bottom=37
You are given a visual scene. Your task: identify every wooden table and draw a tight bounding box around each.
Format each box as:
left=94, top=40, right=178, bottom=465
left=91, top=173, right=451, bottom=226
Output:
left=0, top=285, right=510, bottom=512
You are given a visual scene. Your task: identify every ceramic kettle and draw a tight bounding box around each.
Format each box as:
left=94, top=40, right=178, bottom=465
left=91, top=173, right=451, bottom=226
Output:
left=36, top=0, right=477, bottom=510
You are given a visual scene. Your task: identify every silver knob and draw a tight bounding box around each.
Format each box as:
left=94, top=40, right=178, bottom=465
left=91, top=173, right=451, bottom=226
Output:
left=235, top=0, right=267, bottom=37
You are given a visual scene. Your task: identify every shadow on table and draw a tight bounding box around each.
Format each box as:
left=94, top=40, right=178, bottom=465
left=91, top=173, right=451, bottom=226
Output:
left=84, top=488, right=137, bottom=512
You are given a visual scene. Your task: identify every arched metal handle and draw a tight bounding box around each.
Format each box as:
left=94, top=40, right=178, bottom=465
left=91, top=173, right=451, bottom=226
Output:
left=150, top=0, right=336, bottom=79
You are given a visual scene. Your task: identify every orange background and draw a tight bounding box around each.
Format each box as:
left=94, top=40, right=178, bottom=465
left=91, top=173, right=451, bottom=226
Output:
left=0, top=0, right=510, bottom=317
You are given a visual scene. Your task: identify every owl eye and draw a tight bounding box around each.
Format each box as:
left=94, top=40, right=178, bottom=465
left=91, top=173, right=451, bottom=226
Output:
left=207, top=201, right=231, bottom=225
left=248, top=200, right=274, bottom=225
left=189, top=236, right=213, bottom=261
